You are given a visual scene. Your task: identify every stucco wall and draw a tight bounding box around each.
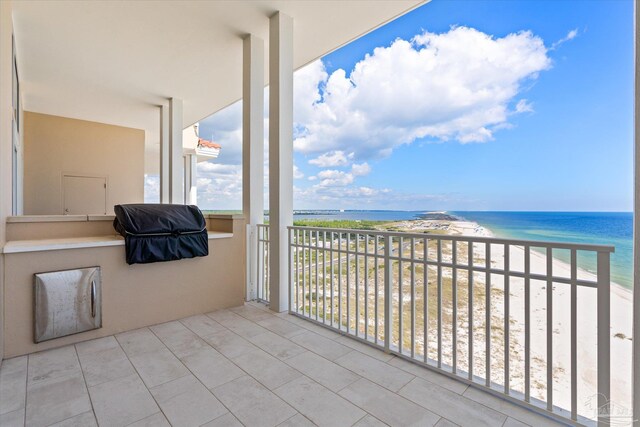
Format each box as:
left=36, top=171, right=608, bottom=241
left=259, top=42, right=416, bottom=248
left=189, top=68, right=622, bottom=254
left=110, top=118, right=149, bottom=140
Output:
left=23, top=111, right=145, bottom=215
left=3, top=217, right=246, bottom=358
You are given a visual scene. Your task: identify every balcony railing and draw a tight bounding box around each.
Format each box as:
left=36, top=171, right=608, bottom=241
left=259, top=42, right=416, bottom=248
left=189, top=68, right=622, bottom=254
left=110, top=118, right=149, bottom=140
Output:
left=273, top=225, right=616, bottom=426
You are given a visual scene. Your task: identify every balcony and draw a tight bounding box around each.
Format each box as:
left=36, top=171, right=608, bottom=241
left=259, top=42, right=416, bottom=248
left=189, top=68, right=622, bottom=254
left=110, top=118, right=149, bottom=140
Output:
left=0, top=302, right=565, bottom=427
left=1, top=2, right=633, bottom=426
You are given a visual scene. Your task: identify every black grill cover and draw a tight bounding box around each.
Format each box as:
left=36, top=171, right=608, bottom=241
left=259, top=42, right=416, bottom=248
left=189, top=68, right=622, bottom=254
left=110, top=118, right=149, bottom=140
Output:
left=113, top=204, right=209, bottom=265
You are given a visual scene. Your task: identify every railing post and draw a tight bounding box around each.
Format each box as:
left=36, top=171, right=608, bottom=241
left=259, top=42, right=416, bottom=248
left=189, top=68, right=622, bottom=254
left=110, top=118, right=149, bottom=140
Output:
left=597, top=250, right=611, bottom=426
left=384, top=235, right=392, bottom=353
left=246, top=223, right=256, bottom=301
left=288, top=227, right=293, bottom=313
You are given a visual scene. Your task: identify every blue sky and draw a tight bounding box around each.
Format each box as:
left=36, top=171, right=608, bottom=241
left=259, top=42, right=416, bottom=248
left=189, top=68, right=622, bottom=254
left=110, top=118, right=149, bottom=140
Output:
left=193, top=0, right=633, bottom=212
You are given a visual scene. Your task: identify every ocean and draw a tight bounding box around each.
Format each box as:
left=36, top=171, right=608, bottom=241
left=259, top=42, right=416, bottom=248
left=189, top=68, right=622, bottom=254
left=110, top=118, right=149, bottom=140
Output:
left=292, top=210, right=634, bottom=289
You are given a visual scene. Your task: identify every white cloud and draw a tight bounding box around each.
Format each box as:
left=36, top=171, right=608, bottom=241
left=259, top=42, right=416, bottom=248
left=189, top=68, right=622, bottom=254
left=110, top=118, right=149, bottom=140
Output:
left=304, top=161, right=371, bottom=200
left=194, top=159, right=300, bottom=209
left=294, top=60, right=329, bottom=126
left=294, top=184, right=449, bottom=210
left=565, top=28, right=579, bottom=41
left=515, top=99, right=534, bottom=113
left=351, top=162, right=371, bottom=177
left=198, top=162, right=239, bottom=174
left=144, top=174, right=160, bottom=203
left=551, top=28, right=579, bottom=50
left=358, top=186, right=377, bottom=196
left=294, top=26, right=551, bottom=159
left=194, top=25, right=553, bottom=209
left=308, top=150, right=353, bottom=167
left=316, top=169, right=354, bottom=187
left=196, top=161, right=243, bottom=209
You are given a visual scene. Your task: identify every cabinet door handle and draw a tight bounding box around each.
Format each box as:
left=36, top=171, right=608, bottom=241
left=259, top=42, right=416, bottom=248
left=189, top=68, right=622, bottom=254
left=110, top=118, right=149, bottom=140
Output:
left=90, top=280, right=96, bottom=318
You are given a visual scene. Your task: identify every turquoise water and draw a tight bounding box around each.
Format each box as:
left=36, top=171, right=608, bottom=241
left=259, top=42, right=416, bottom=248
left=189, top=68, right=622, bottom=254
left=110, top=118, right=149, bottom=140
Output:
left=292, top=210, right=634, bottom=289
left=453, top=211, right=633, bottom=289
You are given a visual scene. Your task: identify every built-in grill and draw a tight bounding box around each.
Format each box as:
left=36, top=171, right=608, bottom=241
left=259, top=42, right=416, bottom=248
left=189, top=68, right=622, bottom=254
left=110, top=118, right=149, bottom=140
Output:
left=113, top=204, right=209, bottom=265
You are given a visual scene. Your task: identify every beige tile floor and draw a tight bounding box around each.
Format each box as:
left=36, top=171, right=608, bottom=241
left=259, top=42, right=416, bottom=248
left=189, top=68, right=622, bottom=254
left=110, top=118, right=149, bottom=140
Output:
left=0, top=303, right=567, bottom=427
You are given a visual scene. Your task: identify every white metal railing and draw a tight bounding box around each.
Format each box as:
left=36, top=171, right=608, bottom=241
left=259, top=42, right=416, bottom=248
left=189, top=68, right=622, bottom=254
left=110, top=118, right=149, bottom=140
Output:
left=256, top=224, right=270, bottom=302
left=286, top=225, right=614, bottom=426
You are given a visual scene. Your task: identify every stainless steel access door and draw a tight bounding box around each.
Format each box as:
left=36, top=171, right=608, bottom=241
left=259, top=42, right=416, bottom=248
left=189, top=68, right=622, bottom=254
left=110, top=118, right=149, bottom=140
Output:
left=34, top=267, right=102, bottom=343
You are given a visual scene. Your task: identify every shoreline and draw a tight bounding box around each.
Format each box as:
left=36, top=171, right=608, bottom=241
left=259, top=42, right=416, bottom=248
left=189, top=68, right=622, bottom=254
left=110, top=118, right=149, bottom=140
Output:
left=386, top=216, right=632, bottom=296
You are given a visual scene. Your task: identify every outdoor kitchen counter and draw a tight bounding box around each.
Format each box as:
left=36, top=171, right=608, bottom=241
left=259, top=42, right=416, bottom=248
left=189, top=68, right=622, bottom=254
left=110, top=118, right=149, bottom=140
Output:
left=2, top=213, right=247, bottom=358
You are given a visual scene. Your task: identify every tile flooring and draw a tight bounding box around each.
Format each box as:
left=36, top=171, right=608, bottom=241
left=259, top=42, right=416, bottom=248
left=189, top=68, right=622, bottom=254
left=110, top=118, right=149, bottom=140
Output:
left=0, top=303, right=567, bottom=427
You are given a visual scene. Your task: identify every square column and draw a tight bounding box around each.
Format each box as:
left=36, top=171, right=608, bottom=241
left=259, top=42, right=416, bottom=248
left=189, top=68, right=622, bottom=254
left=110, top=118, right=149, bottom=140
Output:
left=159, top=104, right=170, bottom=203
left=242, top=34, right=265, bottom=301
left=169, top=97, right=184, bottom=204
left=268, top=12, right=293, bottom=313
left=184, top=154, right=197, bottom=205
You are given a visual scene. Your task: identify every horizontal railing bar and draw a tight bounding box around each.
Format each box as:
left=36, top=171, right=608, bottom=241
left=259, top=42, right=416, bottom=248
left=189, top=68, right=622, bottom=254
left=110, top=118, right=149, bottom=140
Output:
left=290, top=243, right=385, bottom=254
left=292, top=241, right=606, bottom=272
left=290, top=244, right=599, bottom=288
left=287, top=226, right=615, bottom=253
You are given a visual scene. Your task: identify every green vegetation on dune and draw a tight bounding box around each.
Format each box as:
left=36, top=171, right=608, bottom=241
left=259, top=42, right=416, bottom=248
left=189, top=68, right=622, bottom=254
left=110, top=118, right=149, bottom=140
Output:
left=201, top=210, right=243, bottom=215
left=292, top=219, right=389, bottom=230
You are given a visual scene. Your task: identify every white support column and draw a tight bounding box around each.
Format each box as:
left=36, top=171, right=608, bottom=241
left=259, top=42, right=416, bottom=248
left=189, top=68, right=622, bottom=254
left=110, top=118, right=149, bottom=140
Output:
left=159, top=104, right=170, bottom=203
left=243, top=34, right=265, bottom=302
left=268, top=12, right=293, bottom=313
left=169, top=98, right=184, bottom=204
left=184, top=154, right=197, bottom=205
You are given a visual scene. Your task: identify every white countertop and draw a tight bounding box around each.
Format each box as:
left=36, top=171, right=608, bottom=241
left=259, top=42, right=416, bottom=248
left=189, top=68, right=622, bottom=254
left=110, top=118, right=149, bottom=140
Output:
left=6, top=213, right=243, bottom=223
left=3, top=232, right=233, bottom=254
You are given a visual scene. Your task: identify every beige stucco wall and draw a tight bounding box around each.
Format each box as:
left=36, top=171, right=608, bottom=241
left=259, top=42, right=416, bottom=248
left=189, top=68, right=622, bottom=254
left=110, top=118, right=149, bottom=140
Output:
left=6, top=219, right=115, bottom=241
left=3, top=217, right=246, bottom=358
left=23, top=111, right=145, bottom=215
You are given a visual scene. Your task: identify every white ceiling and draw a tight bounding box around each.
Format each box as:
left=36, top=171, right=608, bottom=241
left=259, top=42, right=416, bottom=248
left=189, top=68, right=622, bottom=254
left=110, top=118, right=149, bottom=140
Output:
left=12, top=0, right=424, bottom=172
